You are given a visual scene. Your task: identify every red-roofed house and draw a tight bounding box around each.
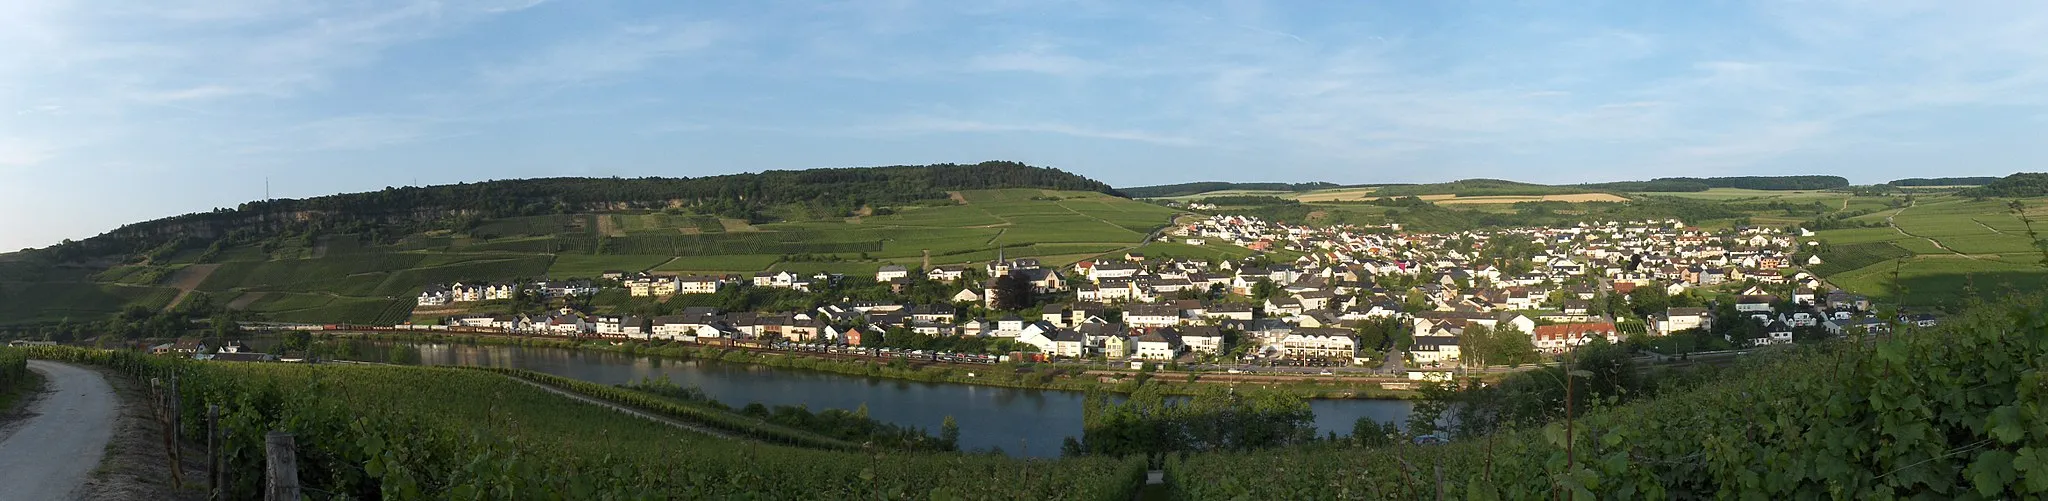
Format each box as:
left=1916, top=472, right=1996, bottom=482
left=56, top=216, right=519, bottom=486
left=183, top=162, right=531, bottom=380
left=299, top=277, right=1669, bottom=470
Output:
left=1531, top=322, right=1620, bottom=353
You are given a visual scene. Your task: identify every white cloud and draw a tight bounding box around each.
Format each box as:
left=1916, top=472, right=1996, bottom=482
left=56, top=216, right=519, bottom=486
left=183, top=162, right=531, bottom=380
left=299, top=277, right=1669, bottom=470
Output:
left=480, top=21, right=727, bottom=88
left=0, top=137, right=54, bottom=167
left=967, top=50, right=1102, bottom=76
left=870, top=117, right=1195, bottom=146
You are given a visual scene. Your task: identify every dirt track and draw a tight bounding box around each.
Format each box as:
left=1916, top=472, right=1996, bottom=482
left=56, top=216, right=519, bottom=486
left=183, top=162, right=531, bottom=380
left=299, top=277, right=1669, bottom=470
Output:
left=158, top=264, right=219, bottom=312
left=0, top=361, right=117, bottom=501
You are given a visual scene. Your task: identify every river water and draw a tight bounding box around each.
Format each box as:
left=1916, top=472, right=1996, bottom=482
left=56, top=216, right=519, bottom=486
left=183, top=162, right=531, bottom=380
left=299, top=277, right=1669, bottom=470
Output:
left=302, top=340, right=1412, bottom=457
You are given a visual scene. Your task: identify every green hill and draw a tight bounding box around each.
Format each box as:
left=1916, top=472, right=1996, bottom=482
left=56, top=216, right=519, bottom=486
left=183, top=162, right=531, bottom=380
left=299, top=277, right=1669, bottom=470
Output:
left=1959, top=172, right=2048, bottom=198
left=0, top=163, right=1175, bottom=326
left=1120, top=181, right=1341, bottom=198
left=1369, top=179, right=1594, bottom=197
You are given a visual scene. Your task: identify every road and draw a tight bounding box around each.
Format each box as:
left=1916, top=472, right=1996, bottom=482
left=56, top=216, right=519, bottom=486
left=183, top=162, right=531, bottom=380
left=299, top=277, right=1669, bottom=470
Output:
left=0, top=361, right=117, bottom=501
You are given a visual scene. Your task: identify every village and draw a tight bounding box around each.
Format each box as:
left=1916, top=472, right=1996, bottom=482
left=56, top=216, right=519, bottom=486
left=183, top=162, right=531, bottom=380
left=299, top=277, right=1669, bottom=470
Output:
left=387, top=214, right=1927, bottom=371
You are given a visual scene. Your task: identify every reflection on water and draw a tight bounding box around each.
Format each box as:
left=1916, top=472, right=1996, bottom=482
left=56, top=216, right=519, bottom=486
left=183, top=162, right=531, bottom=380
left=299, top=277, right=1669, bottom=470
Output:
left=291, top=339, right=1413, bottom=457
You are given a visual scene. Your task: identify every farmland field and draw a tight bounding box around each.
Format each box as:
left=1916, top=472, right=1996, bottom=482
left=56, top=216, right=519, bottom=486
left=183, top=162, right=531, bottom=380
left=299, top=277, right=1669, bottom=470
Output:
left=1633, top=188, right=1852, bottom=201
left=1811, top=194, right=2048, bottom=306
left=0, top=283, right=179, bottom=322
left=547, top=254, right=670, bottom=278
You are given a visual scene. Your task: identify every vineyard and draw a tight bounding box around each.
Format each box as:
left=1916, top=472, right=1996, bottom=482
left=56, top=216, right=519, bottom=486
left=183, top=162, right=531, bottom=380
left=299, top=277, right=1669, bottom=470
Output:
left=0, top=347, right=26, bottom=397
left=1809, top=241, right=1913, bottom=277
left=0, top=282, right=179, bottom=323
left=1167, top=295, right=2048, bottom=499
left=18, top=348, right=1146, bottom=500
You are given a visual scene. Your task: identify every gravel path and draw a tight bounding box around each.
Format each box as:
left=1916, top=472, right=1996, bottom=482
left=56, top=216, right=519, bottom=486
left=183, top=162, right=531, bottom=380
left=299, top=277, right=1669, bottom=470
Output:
left=0, top=361, right=118, bottom=501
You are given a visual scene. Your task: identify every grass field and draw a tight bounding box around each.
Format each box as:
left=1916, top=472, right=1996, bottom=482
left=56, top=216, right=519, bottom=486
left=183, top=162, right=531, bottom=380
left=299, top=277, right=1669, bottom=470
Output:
left=1633, top=188, right=1852, bottom=201
left=547, top=254, right=671, bottom=277
left=1811, top=194, right=2048, bottom=308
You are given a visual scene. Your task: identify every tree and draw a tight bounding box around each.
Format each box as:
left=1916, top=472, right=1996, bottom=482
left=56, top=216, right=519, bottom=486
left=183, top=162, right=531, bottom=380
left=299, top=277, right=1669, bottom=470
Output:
left=280, top=330, right=313, bottom=354
left=991, top=274, right=1032, bottom=311
left=1352, top=417, right=1400, bottom=448
left=1250, top=278, right=1279, bottom=302
left=939, top=415, right=960, bottom=452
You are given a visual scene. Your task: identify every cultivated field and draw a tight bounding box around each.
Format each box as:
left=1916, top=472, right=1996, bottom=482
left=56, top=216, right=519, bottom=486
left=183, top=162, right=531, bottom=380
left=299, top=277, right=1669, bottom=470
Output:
left=1634, top=188, right=1852, bottom=201
left=1812, top=194, right=2048, bottom=308
left=20, top=189, right=1179, bottom=324
left=1432, top=193, right=1631, bottom=204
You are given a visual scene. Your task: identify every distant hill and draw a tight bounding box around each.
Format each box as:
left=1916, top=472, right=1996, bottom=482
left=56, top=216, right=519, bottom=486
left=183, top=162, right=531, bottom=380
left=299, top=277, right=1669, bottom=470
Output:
left=1887, top=176, right=2003, bottom=187
left=1584, top=175, right=1850, bottom=192
left=1370, top=179, right=1592, bottom=197
left=1958, top=172, right=2048, bottom=198
left=1121, top=181, right=1340, bottom=198
left=30, top=161, right=1117, bottom=263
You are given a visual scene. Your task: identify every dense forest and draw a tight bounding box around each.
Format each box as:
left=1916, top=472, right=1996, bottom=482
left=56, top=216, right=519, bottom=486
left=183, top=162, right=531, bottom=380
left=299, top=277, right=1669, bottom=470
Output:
left=1888, top=176, right=2002, bottom=187
left=1959, top=172, right=2048, bottom=198
left=32, top=162, right=1115, bottom=262
left=1120, top=181, right=1340, bottom=198
left=1584, top=175, right=1851, bottom=192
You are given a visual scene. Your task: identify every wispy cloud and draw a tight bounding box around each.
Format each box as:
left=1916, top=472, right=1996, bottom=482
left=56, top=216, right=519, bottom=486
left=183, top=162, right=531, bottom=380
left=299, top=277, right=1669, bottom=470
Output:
left=480, top=21, right=727, bottom=89
left=0, top=137, right=54, bottom=167
left=869, top=117, right=1196, bottom=146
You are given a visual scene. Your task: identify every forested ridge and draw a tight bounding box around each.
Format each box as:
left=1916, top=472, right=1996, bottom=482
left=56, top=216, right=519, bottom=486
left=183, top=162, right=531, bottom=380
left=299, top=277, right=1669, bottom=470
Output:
left=1960, top=172, right=2048, bottom=198
left=1889, top=176, right=2003, bottom=187
left=1583, top=175, right=1851, bottom=192
left=1121, top=181, right=1341, bottom=198
left=31, top=161, right=1114, bottom=261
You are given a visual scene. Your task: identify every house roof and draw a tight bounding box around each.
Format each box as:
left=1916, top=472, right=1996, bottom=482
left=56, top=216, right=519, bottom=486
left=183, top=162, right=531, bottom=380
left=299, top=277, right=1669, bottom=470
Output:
left=1531, top=322, right=1618, bottom=341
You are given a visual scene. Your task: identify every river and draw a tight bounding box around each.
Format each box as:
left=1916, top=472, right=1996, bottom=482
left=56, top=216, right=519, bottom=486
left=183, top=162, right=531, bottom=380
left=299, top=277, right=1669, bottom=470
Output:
left=291, top=340, right=1413, bottom=457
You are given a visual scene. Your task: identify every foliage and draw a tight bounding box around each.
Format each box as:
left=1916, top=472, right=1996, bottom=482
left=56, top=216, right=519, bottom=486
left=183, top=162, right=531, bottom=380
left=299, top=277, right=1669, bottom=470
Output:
left=1890, top=177, right=2002, bottom=187
left=1659, top=175, right=1851, bottom=190
left=621, top=373, right=953, bottom=452
left=1169, top=295, right=2048, bottom=499
left=1193, top=195, right=1297, bottom=206
left=0, top=347, right=27, bottom=396
left=1960, top=172, right=2048, bottom=198
left=22, top=347, right=1147, bottom=500
left=1070, top=385, right=1316, bottom=457
left=1455, top=324, right=1539, bottom=367
left=1121, top=181, right=1339, bottom=198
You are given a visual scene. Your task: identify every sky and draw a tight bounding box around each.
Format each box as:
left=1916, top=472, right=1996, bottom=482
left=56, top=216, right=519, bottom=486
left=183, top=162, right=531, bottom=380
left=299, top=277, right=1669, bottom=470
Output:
left=3, top=0, right=2047, bottom=250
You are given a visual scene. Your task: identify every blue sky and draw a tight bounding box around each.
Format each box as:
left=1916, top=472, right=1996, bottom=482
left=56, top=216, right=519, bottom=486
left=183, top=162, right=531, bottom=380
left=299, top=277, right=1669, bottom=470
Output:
left=3, top=0, right=2045, bottom=250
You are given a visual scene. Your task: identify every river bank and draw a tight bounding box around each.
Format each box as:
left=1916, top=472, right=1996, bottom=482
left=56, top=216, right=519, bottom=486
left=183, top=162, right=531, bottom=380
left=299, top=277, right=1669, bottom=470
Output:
left=291, top=331, right=1421, bottom=400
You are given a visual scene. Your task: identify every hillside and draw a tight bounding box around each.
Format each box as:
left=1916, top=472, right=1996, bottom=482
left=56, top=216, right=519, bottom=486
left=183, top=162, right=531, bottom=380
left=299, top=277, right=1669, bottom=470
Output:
left=1889, top=176, right=2003, bottom=187
left=0, top=162, right=1175, bottom=326
left=1120, top=181, right=1341, bottom=198
left=1363, top=178, right=1591, bottom=197
left=1959, top=172, right=2048, bottom=198
left=1584, top=175, right=1852, bottom=192
left=30, top=161, right=1115, bottom=264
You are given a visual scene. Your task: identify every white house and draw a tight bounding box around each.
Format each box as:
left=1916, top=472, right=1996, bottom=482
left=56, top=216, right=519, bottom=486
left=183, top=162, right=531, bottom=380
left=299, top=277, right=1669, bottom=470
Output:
left=595, top=315, right=644, bottom=338
left=1408, top=336, right=1461, bottom=366
left=677, top=276, right=722, bottom=295
left=417, top=286, right=452, bottom=307
left=483, top=282, right=520, bottom=301
left=1280, top=328, right=1356, bottom=359
left=1178, top=326, right=1226, bottom=354
left=1125, top=304, right=1182, bottom=329
left=876, top=265, right=910, bottom=282
left=1134, top=330, right=1183, bottom=361
left=1016, top=327, right=1060, bottom=354
left=1051, top=329, right=1088, bottom=358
